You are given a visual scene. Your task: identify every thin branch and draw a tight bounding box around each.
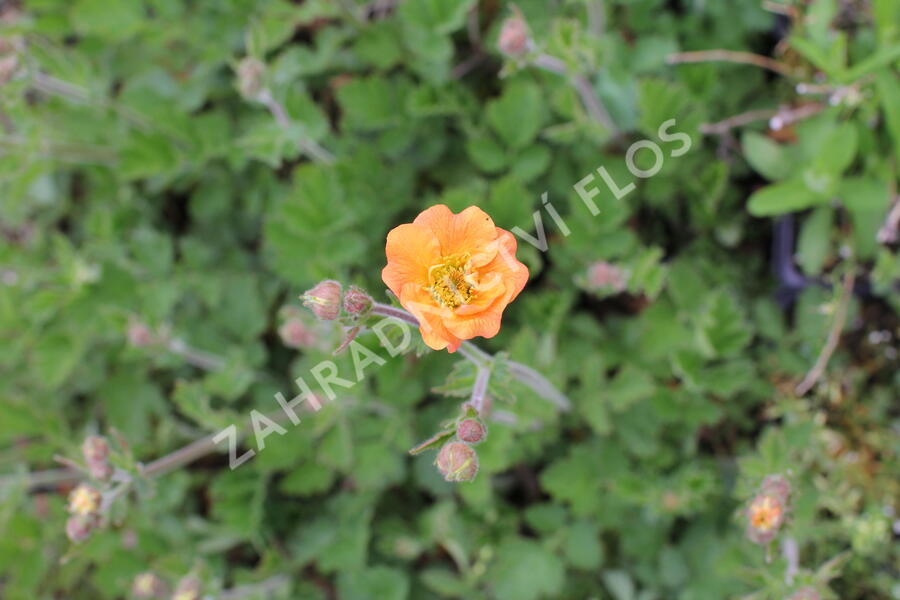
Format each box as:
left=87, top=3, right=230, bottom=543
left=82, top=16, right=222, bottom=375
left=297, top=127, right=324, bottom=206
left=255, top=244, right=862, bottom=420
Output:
left=795, top=269, right=857, bottom=396
left=257, top=89, right=336, bottom=164
left=666, top=50, right=795, bottom=77
left=166, top=338, right=227, bottom=371
left=470, top=367, right=491, bottom=414
left=701, top=103, right=825, bottom=135
left=370, top=303, right=570, bottom=411
left=531, top=53, right=618, bottom=135
left=586, top=0, right=605, bottom=36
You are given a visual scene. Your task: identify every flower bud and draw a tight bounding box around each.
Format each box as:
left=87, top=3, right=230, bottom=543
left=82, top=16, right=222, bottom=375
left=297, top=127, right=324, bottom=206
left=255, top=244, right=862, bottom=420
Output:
left=788, top=588, right=820, bottom=600
left=302, top=280, right=342, bottom=321
left=278, top=318, right=316, bottom=349
left=236, top=56, right=266, bottom=100
left=587, top=261, right=627, bottom=292
left=760, top=474, right=791, bottom=503
left=132, top=572, right=167, bottom=598
left=65, top=514, right=95, bottom=543
left=746, top=492, right=786, bottom=544
left=497, top=17, right=530, bottom=57
left=128, top=322, right=154, bottom=347
left=435, top=442, right=479, bottom=482
left=82, top=435, right=109, bottom=463
left=68, top=483, right=102, bottom=516
left=456, top=418, right=486, bottom=444
left=172, top=576, right=202, bottom=600
left=343, top=285, right=373, bottom=317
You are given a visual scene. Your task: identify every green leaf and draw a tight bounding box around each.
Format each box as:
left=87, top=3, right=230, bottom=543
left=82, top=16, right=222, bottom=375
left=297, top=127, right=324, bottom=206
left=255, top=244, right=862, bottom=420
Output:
left=747, top=179, right=827, bottom=216
left=876, top=72, right=900, bottom=159
left=487, top=80, right=545, bottom=150
left=490, top=537, right=565, bottom=600
left=696, top=292, right=752, bottom=358
left=742, top=131, right=793, bottom=181
left=338, top=567, right=409, bottom=600
left=796, top=206, right=833, bottom=276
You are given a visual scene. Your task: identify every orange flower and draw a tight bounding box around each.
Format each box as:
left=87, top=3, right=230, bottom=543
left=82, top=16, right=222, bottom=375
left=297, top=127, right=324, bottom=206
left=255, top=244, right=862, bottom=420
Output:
left=382, top=205, right=529, bottom=352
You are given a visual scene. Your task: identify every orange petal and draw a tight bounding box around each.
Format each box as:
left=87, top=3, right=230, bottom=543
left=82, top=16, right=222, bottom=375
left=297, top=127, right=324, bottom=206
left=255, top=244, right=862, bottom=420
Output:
left=414, top=204, right=498, bottom=259
left=398, top=283, right=463, bottom=352
left=444, top=305, right=504, bottom=341
left=480, top=228, right=529, bottom=302
left=382, top=223, right=441, bottom=298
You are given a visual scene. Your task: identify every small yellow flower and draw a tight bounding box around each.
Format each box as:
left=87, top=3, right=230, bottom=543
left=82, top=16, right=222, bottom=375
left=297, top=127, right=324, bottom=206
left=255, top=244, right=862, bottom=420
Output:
left=68, top=484, right=101, bottom=516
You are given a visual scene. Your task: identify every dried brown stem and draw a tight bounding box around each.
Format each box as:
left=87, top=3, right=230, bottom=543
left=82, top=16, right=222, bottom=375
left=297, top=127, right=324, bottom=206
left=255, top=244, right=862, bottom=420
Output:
left=667, top=50, right=795, bottom=77
left=795, top=269, right=857, bottom=396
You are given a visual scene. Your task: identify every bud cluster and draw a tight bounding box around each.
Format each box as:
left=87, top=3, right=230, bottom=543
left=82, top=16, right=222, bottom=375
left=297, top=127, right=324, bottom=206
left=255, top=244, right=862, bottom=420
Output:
left=65, top=483, right=103, bottom=543
left=132, top=572, right=168, bottom=599
left=301, top=280, right=372, bottom=321
left=82, top=435, right=113, bottom=480
left=746, top=474, right=792, bottom=545
left=434, top=415, right=488, bottom=482
left=172, top=575, right=203, bottom=600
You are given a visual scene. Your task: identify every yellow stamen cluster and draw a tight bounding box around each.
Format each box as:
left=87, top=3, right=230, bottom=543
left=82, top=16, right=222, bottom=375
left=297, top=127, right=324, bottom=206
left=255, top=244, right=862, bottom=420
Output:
left=428, top=256, right=475, bottom=309
left=68, top=484, right=102, bottom=516
left=749, top=495, right=783, bottom=531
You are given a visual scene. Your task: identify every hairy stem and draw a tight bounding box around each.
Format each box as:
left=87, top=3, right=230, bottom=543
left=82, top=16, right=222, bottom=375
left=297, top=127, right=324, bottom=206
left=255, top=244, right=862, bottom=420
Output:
left=257, top=89, right=336, bottom=164
left=371, top=303, right=570, bottom=411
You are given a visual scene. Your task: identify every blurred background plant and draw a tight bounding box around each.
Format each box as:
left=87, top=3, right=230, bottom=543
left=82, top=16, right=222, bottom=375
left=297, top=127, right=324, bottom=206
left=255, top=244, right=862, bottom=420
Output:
left=0, top=0, right=898, bottom=598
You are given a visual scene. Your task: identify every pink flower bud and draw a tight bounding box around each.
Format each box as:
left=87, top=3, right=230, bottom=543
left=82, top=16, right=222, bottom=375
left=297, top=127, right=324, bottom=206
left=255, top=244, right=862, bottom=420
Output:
left=435, top=442, right=479, bottom=482
left=132, top=572, right=167, bottom=598
left=236, top=57, right=266, bottom=100
left=343, top=285, right=373, bottom=317
left=82, top=435, right=109, bottom=463
left=302, top=280, right=342, bottom=321
left=172, top=576, right=202, bottom=600
left=127, top=322, right=154, bottom=347
left=788, top=587, right=820, bottom=600
left=278, top=318, right=316, bottom=349
left=760, top=474, right=791, bottom=503
left=498, top=17, right=530, bottom=57
left=456, top=418, right=486, bottom=444
left=587, top=261, right=627, bottom=292
left=65, top=514, right=95, bottom=543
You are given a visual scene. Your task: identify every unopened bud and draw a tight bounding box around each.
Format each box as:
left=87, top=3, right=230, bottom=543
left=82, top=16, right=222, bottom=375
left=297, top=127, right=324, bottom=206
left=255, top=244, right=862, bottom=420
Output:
left=68, top=483, right=102, bottom=516
left=343, top=285, right=373, bottom=317
left=302, top=280, right=342, bottom=321
left=456, top=418, right=486, bottom=444
left=128, top=322, right=154, bottom=347
left=0, top=54, right=18, bottom=85
left=498, top=17, right=530, bottom=57
left=587, top=261, right=627, bottom=292
left=82, top=435, right=109, bottom=463
left=746, top=492, right=786, bottom=544
left=172, top=576, right=202, bottom=600
left=65, top=514, right=95, bottom=543
left=760, top=474, right=791, bottom=504
left=132, top=572, right=167, bottom=598
left=236, top=57, right=266, bottom=100
left=435, top=442, right=479, bottom=482
left=278, top=318, right=316, bottom=349
left=787, top=588, right=820, bottom=600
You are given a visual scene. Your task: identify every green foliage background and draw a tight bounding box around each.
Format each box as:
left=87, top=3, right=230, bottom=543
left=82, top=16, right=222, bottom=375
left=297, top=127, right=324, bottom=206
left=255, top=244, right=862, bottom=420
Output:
left=1, top=0, right=898, bottom=598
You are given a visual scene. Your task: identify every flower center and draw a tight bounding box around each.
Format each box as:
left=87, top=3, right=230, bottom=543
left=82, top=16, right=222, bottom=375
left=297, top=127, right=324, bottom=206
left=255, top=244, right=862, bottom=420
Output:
left=749, top=496, right=782, bottom=530
left=428, top=256, right=475, bottom=309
